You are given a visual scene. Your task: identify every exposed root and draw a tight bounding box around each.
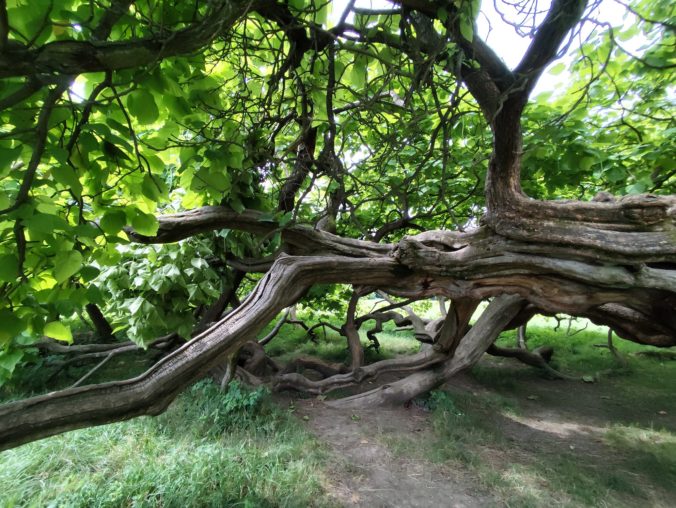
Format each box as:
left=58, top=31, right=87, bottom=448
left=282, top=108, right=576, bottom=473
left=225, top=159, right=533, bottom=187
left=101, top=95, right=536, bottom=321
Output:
left=271, top=348, right=447, bottom=394
left=328, top=295, right=526, bottom=408
left=485, top=343, right=578, bottom=380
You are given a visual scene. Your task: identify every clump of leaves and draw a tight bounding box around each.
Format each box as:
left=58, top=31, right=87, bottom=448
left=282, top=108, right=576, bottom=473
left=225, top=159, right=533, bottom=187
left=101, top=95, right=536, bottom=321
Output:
left=94, top=238, right=226, bottom=343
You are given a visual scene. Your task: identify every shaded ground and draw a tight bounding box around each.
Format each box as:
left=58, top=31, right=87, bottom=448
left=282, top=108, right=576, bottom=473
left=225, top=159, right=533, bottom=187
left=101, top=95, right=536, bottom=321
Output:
left=296, top=400, right=492, bottom=507
left=293, top=354, right=676, bottom=508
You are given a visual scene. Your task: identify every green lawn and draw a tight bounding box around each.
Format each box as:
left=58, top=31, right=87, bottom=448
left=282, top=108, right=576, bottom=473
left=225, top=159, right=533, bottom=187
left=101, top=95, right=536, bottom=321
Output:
left=0, top=381, right=330, bottom=508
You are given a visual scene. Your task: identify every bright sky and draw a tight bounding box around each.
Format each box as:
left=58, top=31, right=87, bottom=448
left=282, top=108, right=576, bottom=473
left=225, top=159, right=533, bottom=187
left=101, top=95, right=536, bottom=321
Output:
left=68, top=1, right=639, bottom=102
left=328, top=0, right=634, bottom=97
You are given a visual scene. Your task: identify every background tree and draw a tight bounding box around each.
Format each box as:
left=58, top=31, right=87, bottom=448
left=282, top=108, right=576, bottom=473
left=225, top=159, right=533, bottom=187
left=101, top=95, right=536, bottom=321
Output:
left=0, top=0, right=674, bottom=450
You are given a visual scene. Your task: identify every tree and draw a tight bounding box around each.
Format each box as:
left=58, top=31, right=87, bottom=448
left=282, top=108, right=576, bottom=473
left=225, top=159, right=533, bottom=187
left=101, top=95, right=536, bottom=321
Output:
left=0, top=0, right=674, bottom=450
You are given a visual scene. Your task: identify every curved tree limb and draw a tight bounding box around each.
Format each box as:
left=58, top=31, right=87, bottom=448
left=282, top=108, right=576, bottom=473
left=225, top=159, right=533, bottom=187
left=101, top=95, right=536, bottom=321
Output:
left=328, top=294, right=526, bottom=408
left=0, top=1, right=248, bottom=78
left=0, top=255, right=402, bottom=451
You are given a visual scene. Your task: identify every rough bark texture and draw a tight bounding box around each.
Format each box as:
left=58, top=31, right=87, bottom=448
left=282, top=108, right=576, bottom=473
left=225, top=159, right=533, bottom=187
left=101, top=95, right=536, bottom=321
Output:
left=0, top=256, right=402, bottom=450
left=328, top=295, right=526, bottom=407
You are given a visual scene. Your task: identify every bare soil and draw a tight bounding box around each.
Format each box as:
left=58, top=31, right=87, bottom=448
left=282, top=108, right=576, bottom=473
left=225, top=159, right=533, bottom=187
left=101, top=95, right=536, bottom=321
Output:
left=296, top=399, right=492, bottom=507
left=291, top=358, right=676, bottom=507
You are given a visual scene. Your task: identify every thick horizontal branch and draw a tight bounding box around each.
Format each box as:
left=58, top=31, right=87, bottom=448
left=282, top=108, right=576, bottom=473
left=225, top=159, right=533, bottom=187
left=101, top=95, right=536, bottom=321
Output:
left=127, top=206, right=391, bottom=257
left=0, top=1, right=247, bottom=78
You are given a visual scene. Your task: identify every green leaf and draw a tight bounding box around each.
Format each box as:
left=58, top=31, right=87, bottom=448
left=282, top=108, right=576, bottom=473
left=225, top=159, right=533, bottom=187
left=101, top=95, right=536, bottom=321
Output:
left=101, top=140, right=132, bottom=163
left=54, top=250, right=84, bottom=283
left=0, top=310, right=23, bottom=344
left=52, top=166, right=83, bottom=197
left=548, top=63, right=566, bottom=76
left=100, top=210, right=127, bottom=234
left=278, top=212, right=293, bottom=227
left=127, top=89, right=160, bottom=125
left=141, top=173, right=164, bottom=201
left=80, top=265, right=101, bottom=282
left=224, top=146, right=245, bottom=169
left=579, top=156, right=595, bottom=172
left=131, top=210, right=159, bottom=236
left=459, top=16, right=474, bottom=41
left=349, top=55, right=368, bottom=90
left=44, top=321, right=73, bottom=343
left=0, top=350, right=23, bottom=373
left=0, top=145, right=22, bottom=175
left=0, top=254, right=19, bottom=282
left=25, top=212, right=70, bottom=235
left=193, top=166, right=231, bottom=193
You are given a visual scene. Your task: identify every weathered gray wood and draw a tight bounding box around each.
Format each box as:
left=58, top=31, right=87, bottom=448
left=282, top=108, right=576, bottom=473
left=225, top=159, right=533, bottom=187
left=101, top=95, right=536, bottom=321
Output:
left=328, top=295, right=525, bottom=408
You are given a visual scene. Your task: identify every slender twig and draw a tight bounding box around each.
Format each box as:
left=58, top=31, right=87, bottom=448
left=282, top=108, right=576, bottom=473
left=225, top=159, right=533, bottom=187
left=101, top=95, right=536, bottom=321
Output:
left=71, top=352, right=116, bottom=388
left=0, top=82, right=70, bottom=216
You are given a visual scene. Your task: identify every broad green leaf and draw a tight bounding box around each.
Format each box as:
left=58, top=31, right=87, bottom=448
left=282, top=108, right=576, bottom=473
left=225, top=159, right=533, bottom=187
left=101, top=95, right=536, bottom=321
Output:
left=80, top=266, right=101, bottom=282
left=224, top=146, right=245, bottom=169
left=127, top=89, right=160, bottom=125
left=459, top=17, right=474, bottom=41
left=44, top=321, right=73, bottom=343
left=131, top=210, right=160, bottom=236
left=25, top=212, right=70, bottom=235
left=100, top=210, right=127, bottom=234
left=0, top=145, right=22, bottom=175
left=579, top=156, right=595, bottom=171
left=0, top=254, right=19, bottom=282
left=0, top=310, right=23, bottom=343
left=0, top=350, right=23, bottom=373
left=142, top=173, right=164, bottom=201
left=54, top=250, right=84, bottom=283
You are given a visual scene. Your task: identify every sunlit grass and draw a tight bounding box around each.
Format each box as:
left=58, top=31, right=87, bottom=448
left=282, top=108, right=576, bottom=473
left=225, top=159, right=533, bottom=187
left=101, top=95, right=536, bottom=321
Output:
left=262, top=313, right=420, bottom=365
left=604, top=425, right=676, bottom=491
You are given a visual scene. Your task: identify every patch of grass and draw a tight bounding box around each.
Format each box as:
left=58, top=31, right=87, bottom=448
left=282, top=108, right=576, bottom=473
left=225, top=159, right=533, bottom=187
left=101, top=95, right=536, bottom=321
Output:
left=471, top=324, right=676, bottom=438
left=263, top=316, right=420, bottom=366
left=604, top=424, right=676, bottom=491
left=0, top=380, right=330, bottom=507
left=383, top=319, right=676, bottom=507
left=396, top=390, right=653, bottom=507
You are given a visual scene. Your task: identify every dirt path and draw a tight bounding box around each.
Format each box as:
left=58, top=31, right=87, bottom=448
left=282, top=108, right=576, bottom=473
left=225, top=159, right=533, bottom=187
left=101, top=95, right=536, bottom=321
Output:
left=292, top=360, right=675, bottom=508
left=296, top=399, right=493, bottom=507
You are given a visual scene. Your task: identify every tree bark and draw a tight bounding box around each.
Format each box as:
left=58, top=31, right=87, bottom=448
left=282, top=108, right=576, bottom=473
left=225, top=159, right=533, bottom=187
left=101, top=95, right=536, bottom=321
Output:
left=328, top=295, right=525, bottom=408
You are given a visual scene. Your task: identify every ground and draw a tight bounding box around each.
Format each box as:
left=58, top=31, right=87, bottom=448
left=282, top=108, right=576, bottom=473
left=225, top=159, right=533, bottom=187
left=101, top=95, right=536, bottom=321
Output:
left=1, top=320, right=675, bottom=507
left=298, top=396, right=491, bottom=507
left=295, top=355, right=676, bottom=507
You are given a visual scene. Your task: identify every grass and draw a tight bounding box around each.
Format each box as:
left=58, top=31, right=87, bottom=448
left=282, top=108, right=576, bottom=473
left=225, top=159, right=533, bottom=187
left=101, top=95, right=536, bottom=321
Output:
left=0, top=380, right=330, bottom=508
left=263, top=315, right=420, bottom=365
left=3, top=310, right=675, bottom=507
left=383, top=318, right=676, bottom=507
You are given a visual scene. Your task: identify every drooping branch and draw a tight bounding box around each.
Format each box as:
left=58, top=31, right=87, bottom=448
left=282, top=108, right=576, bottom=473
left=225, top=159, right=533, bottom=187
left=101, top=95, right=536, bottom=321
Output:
left=127, top=206, right=392, bottom=258
left=0, top=255, right=403, bottom=451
